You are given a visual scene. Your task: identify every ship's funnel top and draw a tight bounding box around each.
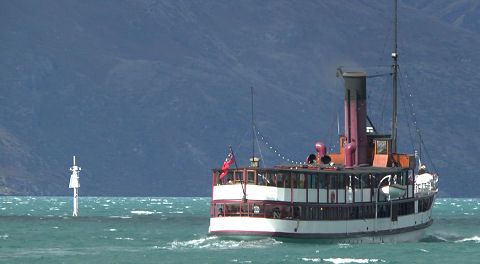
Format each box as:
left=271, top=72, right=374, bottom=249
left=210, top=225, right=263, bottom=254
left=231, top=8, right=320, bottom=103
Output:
left=343, top=72, right=367, bottom=100
left=343, top=72, right=367, bottom=77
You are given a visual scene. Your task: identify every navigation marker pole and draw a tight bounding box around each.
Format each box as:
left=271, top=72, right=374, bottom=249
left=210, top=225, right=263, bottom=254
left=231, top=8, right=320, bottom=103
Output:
left=69, top=155, right=82, bottom=217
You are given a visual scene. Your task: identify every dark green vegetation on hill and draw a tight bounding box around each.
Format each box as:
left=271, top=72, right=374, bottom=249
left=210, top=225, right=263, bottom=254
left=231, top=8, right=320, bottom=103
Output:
left=0, top=1, right=479, bottom=196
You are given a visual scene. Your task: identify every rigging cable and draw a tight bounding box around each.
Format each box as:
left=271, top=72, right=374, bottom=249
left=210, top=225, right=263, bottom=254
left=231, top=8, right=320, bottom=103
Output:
left=232, top=128, right=252, bottom=162
left=397, top=66, right=418, bottom=155
left=255, top=126, right=304, bottom=165
left=398, top=67, right=438, bottom=174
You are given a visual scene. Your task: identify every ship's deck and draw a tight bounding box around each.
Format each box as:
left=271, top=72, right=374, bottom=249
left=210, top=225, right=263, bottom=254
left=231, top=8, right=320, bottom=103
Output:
left=213, top=165, right=407, bottom=175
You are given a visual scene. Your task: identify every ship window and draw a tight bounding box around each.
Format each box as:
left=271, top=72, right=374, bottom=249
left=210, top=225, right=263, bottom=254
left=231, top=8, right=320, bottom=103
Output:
left=349, top=206, right=359, bottom=219
left=282, top=205, right=291, bottom=219
left=318, top=174, right=326, bottom=189
left=266, top=172, right=276, bottom=186
left=307, top=207, right=318, bottom=220
left=214, top=171, right=221, bottom=185
left=299, top=173, right=306, bottom=189
left=376, top=140, right=388, bottom=154
left=276, top=173, right=284, bottom=187
left=292, top=173, right=299, bottom=188
left=241, top=203, right=248, bottom=216
left=361, top=174, right=370, bottom=189
left=292, top=206, right=301, bottom=219
left=329, top=175, right=337, bottom=189
left=234, top=171, right=243, bottom=184
left=257, top=172, right=266, bottom=185
left=308, top=174, right=317, bottom=189
left=392, top=173, right=398, bottom=184
left=249, top=203, right=263, bottom=216
left=408, top=169, right=414, bottom=185
left=378, top=204, right=391, bottom=218
left=358, top=206, right=364, bottom=219
left=213, top=203, right=225, bottom=217
left=371, top=174, right=379, bottom=188
left=247, top=171, right=255, bottom=184
left=352, top=175, right=360, bottom=190
left=313, top=207, right=319, bottom=220
left=328, top=207, right=337, bottom=220
left=225, top=203, right=240, bottom=216
left=318, top=207, right=325, bottom=220
left=401, top=170, right=407, bottom=185
left=285, top=173, right=291, bottom=188
left=221, top=172, right=234, bottom=185
left=418, top=197, right=433, bottom=213
left=338, top=174, right=346, bottom=190
left=398, top=201, right=414, bottom=215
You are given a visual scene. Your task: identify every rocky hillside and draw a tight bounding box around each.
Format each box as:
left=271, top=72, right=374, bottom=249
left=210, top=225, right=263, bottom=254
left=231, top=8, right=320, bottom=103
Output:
left=0, top=0, right=479, bottom=196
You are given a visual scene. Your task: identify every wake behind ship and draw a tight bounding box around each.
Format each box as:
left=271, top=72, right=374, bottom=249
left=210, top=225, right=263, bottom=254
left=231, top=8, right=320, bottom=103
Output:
left=208, top=1, right=438, bottom=241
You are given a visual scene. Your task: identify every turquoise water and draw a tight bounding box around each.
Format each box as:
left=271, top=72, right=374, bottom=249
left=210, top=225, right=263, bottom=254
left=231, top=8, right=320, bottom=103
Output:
left=0, top=197, right=478, bottom=264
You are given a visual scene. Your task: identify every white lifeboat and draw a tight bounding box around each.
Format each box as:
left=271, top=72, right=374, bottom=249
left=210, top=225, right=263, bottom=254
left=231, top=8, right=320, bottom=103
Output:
left=381, top=184, right=407, bottom=199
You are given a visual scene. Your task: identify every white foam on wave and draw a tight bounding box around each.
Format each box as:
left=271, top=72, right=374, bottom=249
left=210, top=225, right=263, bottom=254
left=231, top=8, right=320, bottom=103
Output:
left=114, top=237, right=134, bottom=241
left=337, top=243, right=352, bottom=248
left=163, top=236, right=282, bottom=250
left=455, top=236, right=480, bottom=243
left=108, top=216, right=132, bottom=219
left=301, top=258, right=322, bottom=262
left=231, top=259, right=252, bottom=263
left=0, top=234, right=8, bottom=239
left=322, top=258, right=380, bottom=264
left=130, top=210, right=154, bottom=215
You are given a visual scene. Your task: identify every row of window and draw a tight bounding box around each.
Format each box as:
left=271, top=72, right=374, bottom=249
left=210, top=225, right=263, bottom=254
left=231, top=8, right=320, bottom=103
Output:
left=418, top=196, right=434, bottom=213
left=217, top=170, right=412, bottom=191
left=212, top=198, right=432, bottom=221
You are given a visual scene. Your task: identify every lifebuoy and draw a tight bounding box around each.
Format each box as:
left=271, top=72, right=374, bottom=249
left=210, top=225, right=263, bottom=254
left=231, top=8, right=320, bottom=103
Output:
left=330, top=191, right=336, bottom=203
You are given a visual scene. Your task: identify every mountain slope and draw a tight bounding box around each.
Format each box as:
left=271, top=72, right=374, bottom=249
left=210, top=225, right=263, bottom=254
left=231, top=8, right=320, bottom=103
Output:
left=0, top=0, right=478, bottom=196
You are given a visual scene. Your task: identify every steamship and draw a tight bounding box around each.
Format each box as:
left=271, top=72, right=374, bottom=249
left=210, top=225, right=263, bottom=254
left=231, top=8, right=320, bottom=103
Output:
left=208, top=1, right=438, bottom=241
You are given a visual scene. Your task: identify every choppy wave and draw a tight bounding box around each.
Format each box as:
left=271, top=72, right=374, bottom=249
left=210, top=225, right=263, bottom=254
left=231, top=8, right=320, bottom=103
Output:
left=161, top=236, right=282, bottom=250
left=301, top=258, right=382, bottom=263
left=455, top=236, right=480, bottom=243
left=130, top=210, right=155, bottom=215
left=421, top=233, right=480, bottom=243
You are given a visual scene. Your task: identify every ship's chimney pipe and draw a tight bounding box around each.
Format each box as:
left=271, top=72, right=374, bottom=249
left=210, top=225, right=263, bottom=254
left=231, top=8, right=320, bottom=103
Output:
left=315, top=142, right=326, bottom=157
left=345, top=142, right=356, bottom=168
left=343, top=72, right=368, bottom=166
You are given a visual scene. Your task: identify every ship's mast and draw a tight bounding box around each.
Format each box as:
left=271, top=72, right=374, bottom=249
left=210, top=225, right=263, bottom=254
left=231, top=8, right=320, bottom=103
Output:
left=251, top=87, right=255, bottom=162
left=391, top=0, right=398, bottom=153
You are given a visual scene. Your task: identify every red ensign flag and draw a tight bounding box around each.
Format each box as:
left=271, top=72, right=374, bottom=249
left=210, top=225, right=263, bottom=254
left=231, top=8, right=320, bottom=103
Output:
left=219, top=153, right=235, bottom=179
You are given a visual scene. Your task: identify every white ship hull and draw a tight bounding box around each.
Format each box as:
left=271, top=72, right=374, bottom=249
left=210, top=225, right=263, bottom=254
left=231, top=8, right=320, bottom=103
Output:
left=209, top=207, right=433, bottom=240
left=209, top=180, right=436, bottom=241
